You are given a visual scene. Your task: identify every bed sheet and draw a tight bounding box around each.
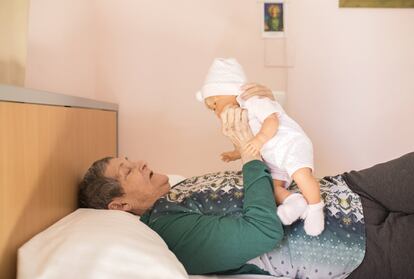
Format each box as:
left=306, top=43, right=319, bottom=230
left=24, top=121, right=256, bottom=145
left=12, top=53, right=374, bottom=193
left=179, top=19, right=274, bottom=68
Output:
left=189, top=275, right=289, bottom=279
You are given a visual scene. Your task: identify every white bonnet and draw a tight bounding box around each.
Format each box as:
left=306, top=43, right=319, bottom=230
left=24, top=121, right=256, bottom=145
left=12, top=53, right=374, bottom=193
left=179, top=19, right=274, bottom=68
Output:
left=196, top=58, right=246, bottom=102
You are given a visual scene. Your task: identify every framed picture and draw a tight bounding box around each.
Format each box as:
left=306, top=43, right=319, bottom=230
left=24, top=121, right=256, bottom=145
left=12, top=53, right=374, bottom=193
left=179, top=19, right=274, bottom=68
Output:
left=262, top=0, right=286, bottom=38
left=339, top=0, right=414, bottom=8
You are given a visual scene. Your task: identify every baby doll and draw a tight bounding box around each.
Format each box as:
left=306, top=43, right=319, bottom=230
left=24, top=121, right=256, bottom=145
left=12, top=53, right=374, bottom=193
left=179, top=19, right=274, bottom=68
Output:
left=196, top=58, right=325, bottom=236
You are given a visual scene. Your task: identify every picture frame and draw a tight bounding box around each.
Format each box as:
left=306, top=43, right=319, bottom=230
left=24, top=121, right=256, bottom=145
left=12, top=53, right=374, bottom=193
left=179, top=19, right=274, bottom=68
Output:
left=262, top=0, right=286, bottom=38
left=339, top=0, right=414, bottom=8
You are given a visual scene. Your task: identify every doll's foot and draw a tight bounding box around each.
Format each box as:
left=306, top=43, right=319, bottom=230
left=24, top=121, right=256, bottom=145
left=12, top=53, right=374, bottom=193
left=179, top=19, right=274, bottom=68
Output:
left=277, top=193, right=308, bottom=225
left=302, top=201, right=325, bottom=236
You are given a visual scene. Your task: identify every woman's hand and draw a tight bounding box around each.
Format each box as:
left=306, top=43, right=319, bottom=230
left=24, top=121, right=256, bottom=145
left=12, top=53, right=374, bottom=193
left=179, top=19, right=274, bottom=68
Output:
left=239, top=83, right=275, bottom=101
left=220, top=106, right=262, bottom=164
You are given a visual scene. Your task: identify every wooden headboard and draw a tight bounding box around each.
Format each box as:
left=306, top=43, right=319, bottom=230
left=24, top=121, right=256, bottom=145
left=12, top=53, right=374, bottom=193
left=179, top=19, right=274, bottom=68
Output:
left=0, top=85, right=118, bottom=279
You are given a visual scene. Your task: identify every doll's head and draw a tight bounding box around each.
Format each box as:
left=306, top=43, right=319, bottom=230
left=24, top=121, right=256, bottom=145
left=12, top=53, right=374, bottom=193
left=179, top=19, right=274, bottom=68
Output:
left=204, top=95, right=239, bottom=117
left=196, top=58, right=246, bottom=117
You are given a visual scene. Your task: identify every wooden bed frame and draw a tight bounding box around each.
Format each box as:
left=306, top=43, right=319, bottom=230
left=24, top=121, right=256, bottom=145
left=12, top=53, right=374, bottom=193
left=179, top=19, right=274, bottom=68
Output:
left=0, top=85, right=118, bottom=279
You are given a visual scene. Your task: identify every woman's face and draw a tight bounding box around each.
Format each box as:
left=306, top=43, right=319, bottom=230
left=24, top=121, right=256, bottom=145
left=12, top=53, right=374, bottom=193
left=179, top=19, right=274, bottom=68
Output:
left=105, top=157, right=170, bottom=215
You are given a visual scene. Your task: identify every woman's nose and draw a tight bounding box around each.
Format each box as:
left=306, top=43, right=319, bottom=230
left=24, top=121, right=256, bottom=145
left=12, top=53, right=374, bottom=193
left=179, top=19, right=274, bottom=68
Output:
left=137, top=161, right=148, bottom=171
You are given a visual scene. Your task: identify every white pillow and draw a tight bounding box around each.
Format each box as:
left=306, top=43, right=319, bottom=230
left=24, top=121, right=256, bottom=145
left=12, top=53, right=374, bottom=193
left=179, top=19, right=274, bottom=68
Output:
left=167, top=174, right=186, bottom=186
left=18, top=209, right=188, bottom=279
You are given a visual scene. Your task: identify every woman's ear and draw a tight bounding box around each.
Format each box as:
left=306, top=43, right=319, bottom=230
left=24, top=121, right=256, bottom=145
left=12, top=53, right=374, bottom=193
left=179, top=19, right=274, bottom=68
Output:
left=108, top=198, right=132, bottom=211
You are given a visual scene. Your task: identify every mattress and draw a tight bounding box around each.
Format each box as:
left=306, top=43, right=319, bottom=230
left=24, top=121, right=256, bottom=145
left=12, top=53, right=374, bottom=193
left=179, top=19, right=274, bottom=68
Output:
left=189, top=275, right=288, bottom=279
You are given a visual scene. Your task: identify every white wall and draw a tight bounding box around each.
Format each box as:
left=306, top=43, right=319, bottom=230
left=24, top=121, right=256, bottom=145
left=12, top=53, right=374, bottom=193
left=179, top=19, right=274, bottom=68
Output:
left=25, top=0, right=97, bottom=99
left=0, top=0, right=29, bottom=86
left=94, top=0, right=286, bottom=176
left=286, top=0, right=414, bottom=176
left=26, top=0, right=287, bottom=176
left=25, top=0, right=414, bottom=177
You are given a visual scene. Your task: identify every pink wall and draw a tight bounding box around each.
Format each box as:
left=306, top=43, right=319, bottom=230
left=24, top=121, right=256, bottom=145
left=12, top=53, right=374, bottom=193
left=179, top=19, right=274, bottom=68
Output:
left=286, top=0, right=414, bottom=176
left=25, top=0, right=414, bottom=177
left=25, top=0, right=97, bottom=99
left=94, top=0, right=286, bottom=176
left=25, top=0, right=286, bottom=177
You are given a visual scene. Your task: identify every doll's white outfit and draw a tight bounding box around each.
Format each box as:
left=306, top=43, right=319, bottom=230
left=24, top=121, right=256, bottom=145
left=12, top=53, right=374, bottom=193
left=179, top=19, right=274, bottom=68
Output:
left=236, top=96, right=314, bottom=187
left=196, top=57, right=325, bottom=236
left=237, top=96, right=324, bottom=236
left=236, top=96, right=324, bottom=236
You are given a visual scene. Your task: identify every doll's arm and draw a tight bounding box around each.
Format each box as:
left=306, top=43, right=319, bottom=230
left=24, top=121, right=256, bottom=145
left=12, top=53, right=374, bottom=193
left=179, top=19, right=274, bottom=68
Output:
left=244, top=113, right=279, bottom=155
left=256, top=113, right=279, bottom=144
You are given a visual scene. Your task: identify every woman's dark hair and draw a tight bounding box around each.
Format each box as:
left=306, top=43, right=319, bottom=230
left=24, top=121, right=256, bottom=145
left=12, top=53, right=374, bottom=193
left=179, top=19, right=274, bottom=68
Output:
left=78, top=157, right=124, bottom=209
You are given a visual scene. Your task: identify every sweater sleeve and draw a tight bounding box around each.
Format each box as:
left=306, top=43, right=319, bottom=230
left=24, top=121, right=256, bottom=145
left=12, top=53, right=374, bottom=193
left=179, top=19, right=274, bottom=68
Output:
left=147, top=160, right=283, bottom=275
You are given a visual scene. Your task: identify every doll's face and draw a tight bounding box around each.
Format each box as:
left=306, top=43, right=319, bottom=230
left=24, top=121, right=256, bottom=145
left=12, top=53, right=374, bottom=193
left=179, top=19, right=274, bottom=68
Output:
left=205, top=95, right=239, bottom=118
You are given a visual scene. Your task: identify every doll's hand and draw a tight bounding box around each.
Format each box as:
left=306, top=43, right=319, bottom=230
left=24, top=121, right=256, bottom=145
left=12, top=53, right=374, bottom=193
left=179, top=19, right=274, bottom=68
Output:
left=244, top=138, right=264, bottom=156
left=221, top=150, right=241, bottom=162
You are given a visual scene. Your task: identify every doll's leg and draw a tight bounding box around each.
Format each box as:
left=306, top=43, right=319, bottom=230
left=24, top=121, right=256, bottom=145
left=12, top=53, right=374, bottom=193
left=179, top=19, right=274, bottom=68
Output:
left=292, top=168, right=321, bottom=204
left=292, top=167, right=325, bottom=236
left=274, top=179, right=308, bottom=225
left=273, top=179, right=291, bottom=204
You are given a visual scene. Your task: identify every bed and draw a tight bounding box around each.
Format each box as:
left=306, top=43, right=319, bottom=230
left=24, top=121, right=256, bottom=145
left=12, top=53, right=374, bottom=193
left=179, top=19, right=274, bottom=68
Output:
left=0, top=85, right=287, bottom=279
left=0, top=85, right=118, bottom=279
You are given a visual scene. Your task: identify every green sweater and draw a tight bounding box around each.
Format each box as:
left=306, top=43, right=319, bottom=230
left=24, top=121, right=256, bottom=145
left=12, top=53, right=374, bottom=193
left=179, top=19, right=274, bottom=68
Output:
left=141, top=160, right=284, bottom=275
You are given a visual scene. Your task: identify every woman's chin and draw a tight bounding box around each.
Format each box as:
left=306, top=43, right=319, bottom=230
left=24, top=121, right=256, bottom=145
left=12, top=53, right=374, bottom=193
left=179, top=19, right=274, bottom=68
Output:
left=161, top=175, right=171, bottom=189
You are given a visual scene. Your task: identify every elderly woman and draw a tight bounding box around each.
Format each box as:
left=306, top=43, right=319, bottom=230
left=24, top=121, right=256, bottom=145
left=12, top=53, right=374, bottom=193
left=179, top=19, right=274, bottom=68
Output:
left=79, top=84, right=414, bottom=279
